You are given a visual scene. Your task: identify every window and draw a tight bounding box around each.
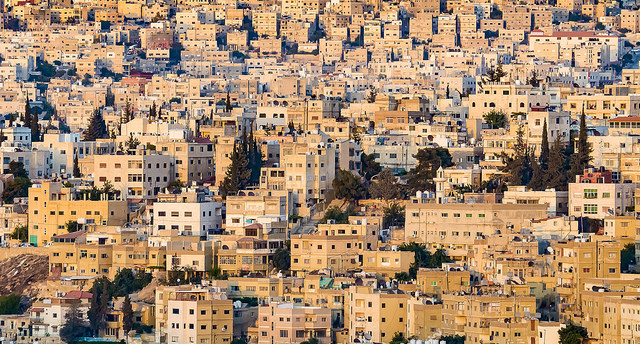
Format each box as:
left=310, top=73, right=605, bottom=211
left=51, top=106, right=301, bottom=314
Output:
left=584, top=204, right=598, bottom=214
left=280, top=330, right=288, bottom=338
left=584, top=189, right=598, bottom=199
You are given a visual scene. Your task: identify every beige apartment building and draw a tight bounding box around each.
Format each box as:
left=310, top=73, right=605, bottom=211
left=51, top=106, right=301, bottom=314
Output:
left=91, top=152, right=175, bottom=201
left=345, top=285, right=410, bottom=343
left=28, top=182, right=128, bottom=246
left=291, top=222, right=378, bottom=274
left=257, top=302, right=332, bottom=344
left=155, top=286, right=233, bottom=344
left=441, top=293, right=537, bottom=344
left=404, top=201, right=549, bottom=260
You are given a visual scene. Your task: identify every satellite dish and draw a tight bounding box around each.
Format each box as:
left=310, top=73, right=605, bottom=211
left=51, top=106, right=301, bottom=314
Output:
left=364, top=334, right=371, bottom=340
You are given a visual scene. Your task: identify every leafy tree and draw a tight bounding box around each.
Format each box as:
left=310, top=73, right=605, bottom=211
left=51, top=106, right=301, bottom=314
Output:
left=528, top=158, right=545, bottom=191
left=394, top=272, right=412, bottom=282
left=73, top=152, right=80, bottom=178
left=272, top=245, right=291, bottom=271
left=389, top=332, right=407, bottom=344
left=85, top=109, right=107, bottom=141
left=558, top=322, right=588, bottom=344
left=168, top=179, right=185, bottom=190
left=399, top=243, right=452, bottom=278
left=60, top=300, right=89, bottom=343
left=2, top=176, right=31, bottom=204
left=66, top=220, right=81, bottom=233
left=122, top=295, right=133, bottom=334
left=483, top=110, right=507, bottom=129
left=383, top=203, right=405, bottom=229
left=111, top=268, right=153, bottom=297
left=125, top=133, right=140, bottom=151
left=122, top=101, right=134, bottom=124
left=332, top=169, right=366, bottom=204
left=440, top=335, right=466, bottom=344
left=322, top=205, right=356, bottom=224
left=0, top=294, right=21, bottom=314
left=288, top=121, right=296, bottom=136
left=360, top=153, right=381, bottom=181
left=621, top=243, right=636, bottom=273
left=570, top=109, right=592, bottom=179
left=10, top=225, right=28, bottom=242
left=369, top=169, right=403, bottom=200
left=220, top=141, right=250, bottom=199
left=407, top=147, right=453, bottom=193
left=9, top=161, right=28, bottom=178
left=501, top=125, right=533, bottom=185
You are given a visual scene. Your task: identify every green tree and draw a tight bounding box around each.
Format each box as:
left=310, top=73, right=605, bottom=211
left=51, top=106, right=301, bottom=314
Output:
left=366, top=86, right=377, bottom=103
left=2, top=175, right=31, bottom=204
left=10, top=225, right=28, bottom=242
left=332, top=169, right=366, bottom=204
left=440, top=335, right=466, bottom=344
left=272, top=245, right=291, bottom=271
left=621, top=242, right=637, bottom=273
left=66, top=220, right=80, bottom=233
left=540, top=119, right=550, bottom=170
left=0, top=294, right=21, bottom=314
left=300, top=338, right=319, bottom=344
left=483, top=110, right=507, bottom=129
left=548, top=135, right=569, bottom=190
left=389, top=332, right=407, bottom=344
left=31, top=109, right=40, bottom=142
left=407, top=147, right=453, bottom=193
left=123, top=100, right=134, bottom=124
left=149, top=102, right=157, bottom=120
left=72, top=152, right=80, bottom=177
left=501, top=125, right=533, bottom=185
left=122, top=295, right=134, bottom=334
left=369, top=169, right=403, bottom=200
left=360, top=153, right=381, bottom=181
left=570, top=109, right=592, bottom=179
left=558, top=321, right=588, bottom=344
left=220, top=141, right=250, bottom=199
left=225, top=92, right=232, bottom=112
left=23, top=94, right=31, bottom=129
left=85, top=109, right=107, bottom=141
left=248, top=129, right=263, bottom=185
left=9, top=160, right=28, bottom=178
left=383, top=203, right=405, bottom=229
left=60, top=300, right=88, bottom=343
left=528, top=70, right=540, bottom=87
left=88, top=278, right=109, bottom=336
left=399, top=242, right=452, bottom=278
left=321, top=205, right=355, bottom=224
left=168, top=179, right=185, bottom=190
left=125, top=132, right=140, bottom=152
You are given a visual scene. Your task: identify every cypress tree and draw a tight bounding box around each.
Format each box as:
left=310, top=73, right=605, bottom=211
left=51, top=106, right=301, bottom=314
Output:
left=31, top=109, right=40, bottom=142
left=122, top=295, right=133, bottom=335
left=73, top=152, right=80, bottom=178
left=85, top=109, right=107, bottom=141
left=225, top=92, right=232, bottom=112
left=248, top=129, right=262, bottom=185
left=570, top=108, right=592, bottom=179
left=548, top=135, right=568, bottom=191
left=149, top=102, right=157, bottom=120
left=501, top=125, right=532, bottom=185
left=24, top=94, right=31, bottom=129
left=220, top=141, right=250, bottom=198
left=540, top=119, right=550, bottom=170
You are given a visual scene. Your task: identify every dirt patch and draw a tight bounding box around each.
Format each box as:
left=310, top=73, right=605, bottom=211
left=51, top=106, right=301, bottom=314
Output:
left=0, top=254, right=49, bottom=296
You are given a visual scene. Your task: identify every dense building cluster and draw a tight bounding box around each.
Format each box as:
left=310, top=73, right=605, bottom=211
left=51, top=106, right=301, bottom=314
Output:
left=0, top=0, right=640, bottom=343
